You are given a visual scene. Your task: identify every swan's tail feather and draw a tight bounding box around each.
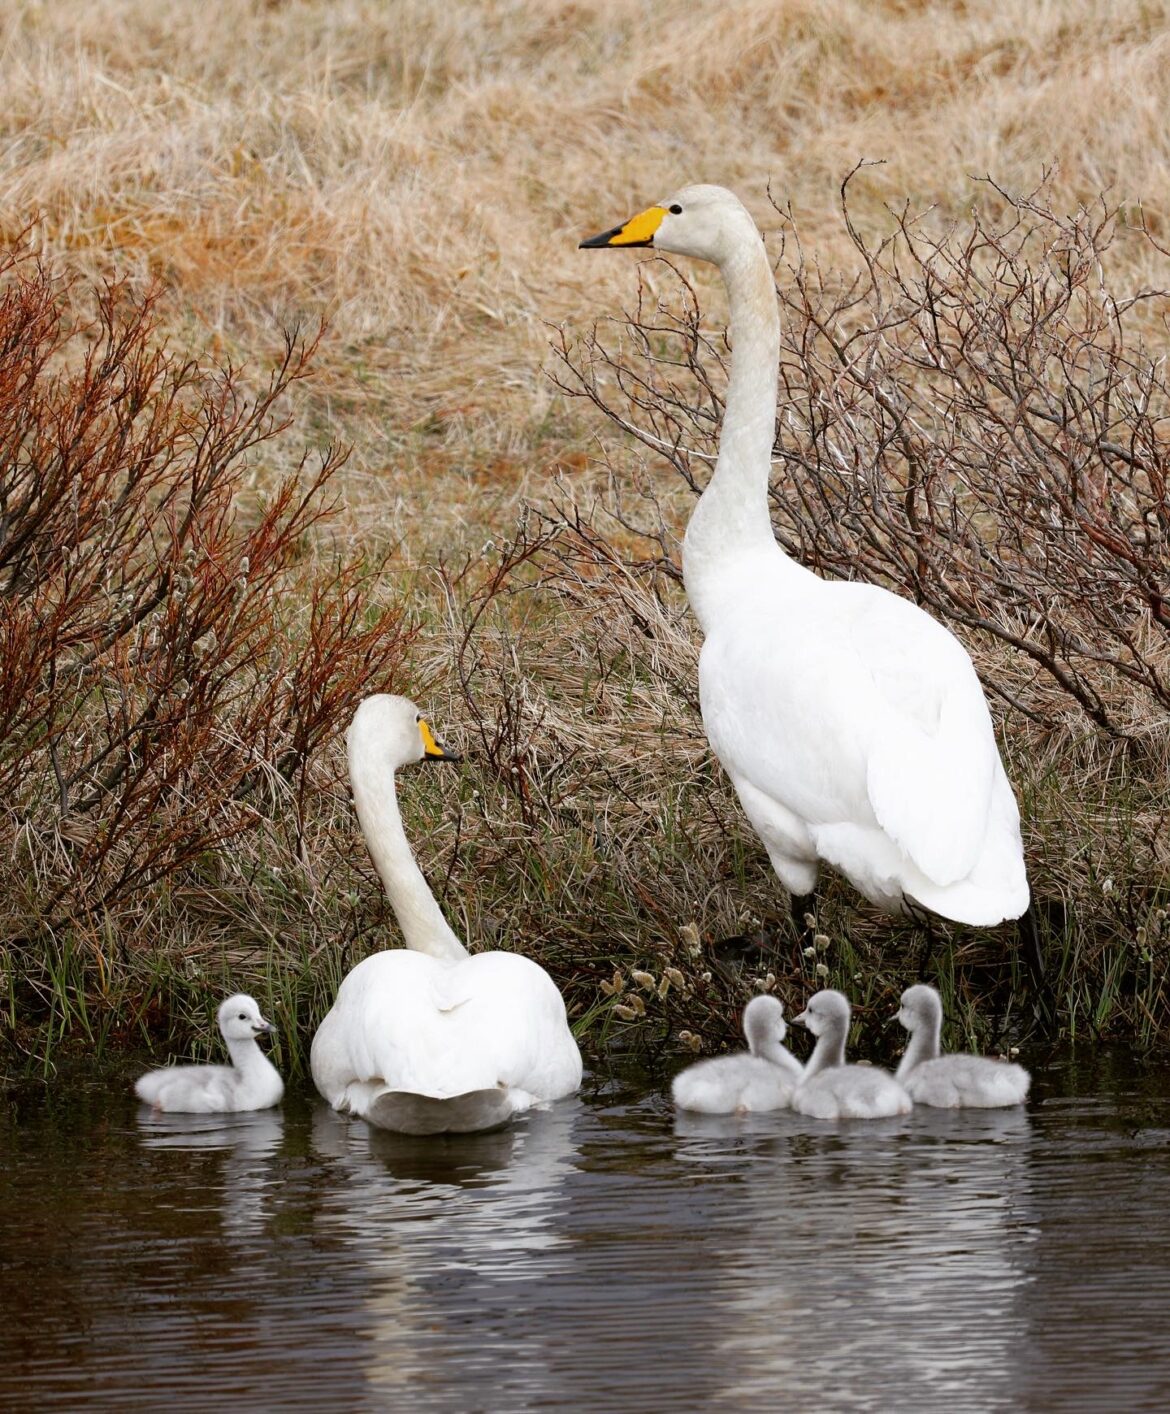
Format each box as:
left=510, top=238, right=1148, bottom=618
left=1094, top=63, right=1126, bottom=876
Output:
left=364, top=1087, right=515, bottom=1135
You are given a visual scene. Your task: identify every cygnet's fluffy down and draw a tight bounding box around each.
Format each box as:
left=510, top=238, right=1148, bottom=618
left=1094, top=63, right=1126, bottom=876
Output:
left=134, top=994, right=283, bottom=1113
left=895, top=984, right=1030, bottom=1108
left=672, top=995, right=802, bottom=1115
left=791, top=990, right=911, bottom=1120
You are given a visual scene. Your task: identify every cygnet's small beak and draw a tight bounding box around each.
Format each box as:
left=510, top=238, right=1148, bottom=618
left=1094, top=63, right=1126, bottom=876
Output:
left=254, top=1019, right=276, bottom=1037
left=791, top=1010, right=809, bottom=1028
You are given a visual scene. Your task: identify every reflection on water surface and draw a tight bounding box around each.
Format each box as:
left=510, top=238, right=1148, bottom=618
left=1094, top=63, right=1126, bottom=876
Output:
left=2, top=1050, right=1167, bottom=1410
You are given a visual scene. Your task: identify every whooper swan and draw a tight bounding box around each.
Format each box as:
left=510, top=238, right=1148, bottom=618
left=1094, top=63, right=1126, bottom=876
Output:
left=895, top=983, right=1030, bottom=1108
left=672, top=994, right=803, bottom=1114
left=581, top=186, right=1030, bottom=936
left=790, top=989, right=911, bottom=1120
left=134, top=994, right=283, bottom=1113
left=310, top=695, right=583, bottom=1135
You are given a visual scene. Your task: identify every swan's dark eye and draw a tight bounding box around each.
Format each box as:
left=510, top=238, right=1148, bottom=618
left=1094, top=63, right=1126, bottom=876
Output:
left=669, top=203, right=682, bottom=215
left=238, top=1013, right=247, bottom=1020
left=415, top=713, right=421, bottom=722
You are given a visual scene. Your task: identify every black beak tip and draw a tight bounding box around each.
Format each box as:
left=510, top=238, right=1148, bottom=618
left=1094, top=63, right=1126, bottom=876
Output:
left=579, top=224, right=625, bottom=250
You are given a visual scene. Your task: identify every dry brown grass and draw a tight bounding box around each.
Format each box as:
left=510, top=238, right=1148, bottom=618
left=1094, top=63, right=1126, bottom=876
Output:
left=2, top=0, right=1169, bottom=1067
left=6, top=0, right=1170, bottom=550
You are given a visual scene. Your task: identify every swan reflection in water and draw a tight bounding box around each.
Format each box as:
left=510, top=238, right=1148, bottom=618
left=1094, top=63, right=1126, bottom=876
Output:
left=674, top=1104, right=1035, bottom=1407
left=309, top=1097, right=583, bottom=1403
left=13, top=1055, right=1167, bottom=1408
left=136, top=1107, right=286, bottom=1240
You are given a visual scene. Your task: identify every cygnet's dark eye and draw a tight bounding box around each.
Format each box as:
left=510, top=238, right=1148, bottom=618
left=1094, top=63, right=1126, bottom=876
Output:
left=669, top=203, right=682, bottom=215
left=238, top=1012, right=247, bottom=1020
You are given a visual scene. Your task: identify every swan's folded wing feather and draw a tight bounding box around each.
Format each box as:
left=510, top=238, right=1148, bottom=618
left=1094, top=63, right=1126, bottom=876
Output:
left=849, top=596, right=998, bottom=886
left=311, top=950, right=582, bottom=1110
left=864, top=690, right=995, bottom=886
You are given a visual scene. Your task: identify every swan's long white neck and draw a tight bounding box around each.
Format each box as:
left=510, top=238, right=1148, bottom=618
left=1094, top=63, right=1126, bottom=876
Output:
left=759, top=1035, right=804, bottom=1079
left=896, top=1014, right=942, bottom=1078
left=347, top=724, right=468, bottom=962
left=802, top=1019, right=848, bottom=1080
left=225, top=1035, right=275, bottom=1076
left=681, top=236, right=806, bottom=632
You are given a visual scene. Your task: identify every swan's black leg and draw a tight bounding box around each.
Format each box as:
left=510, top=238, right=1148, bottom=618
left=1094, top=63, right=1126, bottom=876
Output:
left=1017, top=904, right=1051, bottom=1021
left=790, top=890, right=817, bottom=948
left=917, top=915, right=937, bottom=979
left=903, top=895, right=937, bottom=977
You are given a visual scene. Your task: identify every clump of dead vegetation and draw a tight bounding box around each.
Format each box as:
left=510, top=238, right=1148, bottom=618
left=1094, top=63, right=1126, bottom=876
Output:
left=0, top=247, right=412, bottom=1067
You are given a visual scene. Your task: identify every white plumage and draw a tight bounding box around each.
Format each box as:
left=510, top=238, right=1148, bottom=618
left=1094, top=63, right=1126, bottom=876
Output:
left=790, top=989, right=911, bottom=1120
left=581, top=185, right=1029, bottom=928
left=134, top=993, right=283, bottom=1113
left=672, top=994, right=802, bottom=1114
left=895, top=983, right=1030, bottom=1108
left=310, top=695, right=582, bottom=1135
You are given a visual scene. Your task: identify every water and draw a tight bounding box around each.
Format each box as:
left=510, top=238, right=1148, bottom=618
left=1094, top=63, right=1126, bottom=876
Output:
left=2, top=1050, right=1168, bottom=1411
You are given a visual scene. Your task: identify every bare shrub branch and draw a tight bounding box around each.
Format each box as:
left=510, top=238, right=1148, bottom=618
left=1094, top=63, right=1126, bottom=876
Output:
left=0, top=246, right=413, bottom=950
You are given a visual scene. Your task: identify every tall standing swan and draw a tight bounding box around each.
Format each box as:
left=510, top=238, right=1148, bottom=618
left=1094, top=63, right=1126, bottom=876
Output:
left=580, top=186, right=1030, bottom=936
left=895, top=983, right=1030, bottom=1107
left=672, top=994, right=802, bottom=1114
left=790, top=989, right=911, bottom=1119
left=310, top=694, right=583, bottom=1135
left=134, top=993, right=283, bottom=1113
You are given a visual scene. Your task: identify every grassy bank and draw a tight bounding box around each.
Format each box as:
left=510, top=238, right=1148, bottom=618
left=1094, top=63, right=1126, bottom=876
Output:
left=1, top=0, right=1168, bottom=1079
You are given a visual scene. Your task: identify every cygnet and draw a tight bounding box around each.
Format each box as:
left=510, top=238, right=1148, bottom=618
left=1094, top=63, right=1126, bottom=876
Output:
left=672, top=995, right=803, bottom=1114
left=791, top=990, right=911, bottom=1120
left=895, top=984, right=1030, bottom=1108
left=134, top=993, right=283, bottom=1113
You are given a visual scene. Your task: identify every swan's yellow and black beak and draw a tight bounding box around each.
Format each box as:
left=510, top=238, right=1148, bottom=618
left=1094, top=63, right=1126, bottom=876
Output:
left=419, top=718, right=461, bottom=763
left=579, top=204, right=668, bottom=250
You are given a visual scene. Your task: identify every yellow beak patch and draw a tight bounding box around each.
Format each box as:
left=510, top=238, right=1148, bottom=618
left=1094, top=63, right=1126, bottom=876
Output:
left=418, top=719, right=447, bottom=759
left=609, top=205, right=668, bottom=246
left=579, top=204, right=668, bottom=250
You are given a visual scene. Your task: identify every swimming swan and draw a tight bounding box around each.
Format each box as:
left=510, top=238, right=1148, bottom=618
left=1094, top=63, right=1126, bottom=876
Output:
left=310, top=694, right=583, bottom=1135
left=790, top=989, right=911, bottom=1119
left=134, top=994, right=283, bottom=1113
left=672, top=995, right=803, bottom=1114
left=895, top=983, right=1030, bottom=1108
left=580, top=186, right=1029, bottom=930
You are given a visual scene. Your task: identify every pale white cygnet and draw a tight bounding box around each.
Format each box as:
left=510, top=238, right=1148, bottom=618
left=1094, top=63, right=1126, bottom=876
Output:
left=895, top=984, right=1030, bottom=1108
left=134, top=994, right=284, bottom=1113
left=672, top=995, right=803, bottom=1115
left=791, top=989, right=912, bottom=1120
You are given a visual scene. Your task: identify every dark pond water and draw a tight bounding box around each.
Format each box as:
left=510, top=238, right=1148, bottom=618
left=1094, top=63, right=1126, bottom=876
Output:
left=2, top=1050, right=1169, bottom=1411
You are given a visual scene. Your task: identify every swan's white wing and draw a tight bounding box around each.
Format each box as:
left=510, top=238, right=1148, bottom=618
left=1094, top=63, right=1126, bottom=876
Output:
left=846, top=589, right=998, bottom=886
left=310, top=949, right=582, bottom=1116
left=701, top=580, right=1019, bottom=898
